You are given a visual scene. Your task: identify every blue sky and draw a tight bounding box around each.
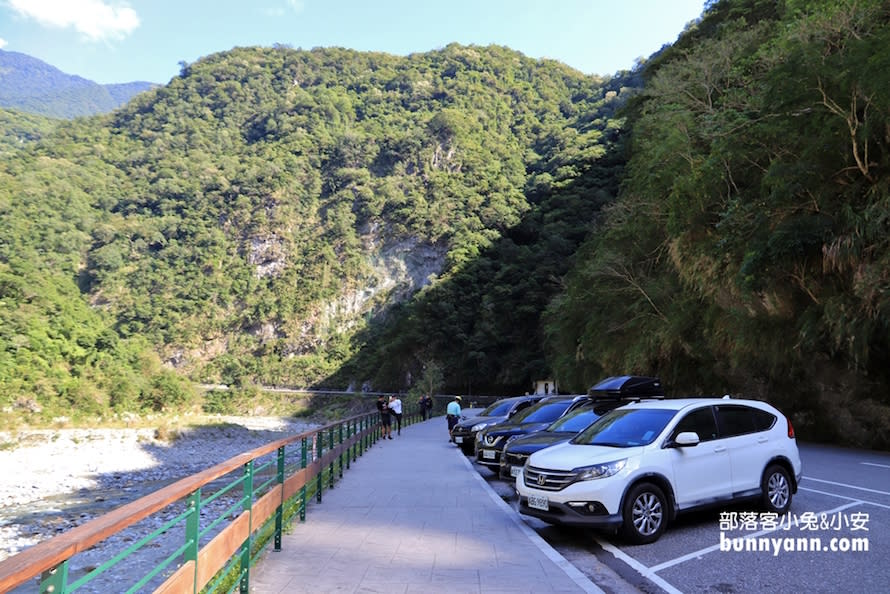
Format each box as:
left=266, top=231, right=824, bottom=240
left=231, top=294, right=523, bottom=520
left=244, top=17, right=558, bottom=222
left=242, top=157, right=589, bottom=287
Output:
left=1, top=0, right=707, bottom=84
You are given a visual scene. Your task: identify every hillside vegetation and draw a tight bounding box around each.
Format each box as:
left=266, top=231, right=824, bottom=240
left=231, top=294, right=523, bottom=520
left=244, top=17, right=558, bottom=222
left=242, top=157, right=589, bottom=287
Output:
left=1, top=0, right=888, bottom=447
left=0, top=42, right=622, bottom=426
left=546, top=0, right=890, bottom=446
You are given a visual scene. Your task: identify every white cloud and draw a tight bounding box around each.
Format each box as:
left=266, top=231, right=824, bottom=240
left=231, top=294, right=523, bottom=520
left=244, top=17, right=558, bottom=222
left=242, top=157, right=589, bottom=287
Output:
left=0, top=38, right=7, bottom=49
left=286, top=0, right=305, bottom=14
left=264, top=1, right=304, bottom=18
left=8, top=0, right=140, bottom=42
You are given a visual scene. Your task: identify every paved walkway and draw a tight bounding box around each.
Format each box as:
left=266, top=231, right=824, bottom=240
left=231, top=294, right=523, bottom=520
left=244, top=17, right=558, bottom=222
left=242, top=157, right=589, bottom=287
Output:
left=249, top=416, right=604, bottom=594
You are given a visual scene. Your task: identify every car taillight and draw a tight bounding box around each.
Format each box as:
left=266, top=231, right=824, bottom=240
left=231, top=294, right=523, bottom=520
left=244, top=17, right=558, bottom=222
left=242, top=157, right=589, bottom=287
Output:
left=787, top=417, right=795, bottom=439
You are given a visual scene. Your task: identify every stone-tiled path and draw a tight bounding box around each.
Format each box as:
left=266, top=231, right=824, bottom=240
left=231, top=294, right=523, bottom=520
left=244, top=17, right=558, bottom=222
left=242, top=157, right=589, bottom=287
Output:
left=249, top=416, right=603, bottom=593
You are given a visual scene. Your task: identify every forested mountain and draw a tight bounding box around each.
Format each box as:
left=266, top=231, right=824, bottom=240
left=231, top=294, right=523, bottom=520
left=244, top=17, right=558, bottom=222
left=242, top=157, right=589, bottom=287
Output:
left=1, top=0, right=888, bottom=448
left=546, top=0, right=890, bottom=447
left=0, top=42, right=623, bottom=425
left=0, top=50, right=156, bottom=119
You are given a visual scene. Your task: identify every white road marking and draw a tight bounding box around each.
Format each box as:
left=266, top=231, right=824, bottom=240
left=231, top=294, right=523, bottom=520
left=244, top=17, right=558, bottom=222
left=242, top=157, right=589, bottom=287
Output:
left=647, top=501, right=859, bottom=573
left=595, top=538, right=685, bottom=594
left=800, top=486, right=890, bottom=509
left=804, top=476, right=890, bottom=497
left=861, top=462, right=890, bottom=469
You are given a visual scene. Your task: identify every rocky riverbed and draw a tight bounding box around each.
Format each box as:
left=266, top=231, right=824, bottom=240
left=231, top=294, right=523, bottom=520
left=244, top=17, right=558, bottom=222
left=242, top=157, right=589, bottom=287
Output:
left=0, top=416, right=319, bottom=592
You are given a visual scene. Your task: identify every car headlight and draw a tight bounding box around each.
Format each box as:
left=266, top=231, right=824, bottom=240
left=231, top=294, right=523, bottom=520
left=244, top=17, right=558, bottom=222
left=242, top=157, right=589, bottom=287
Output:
left=483, top=435, right=504, bottom=447
left=574, top=459, right=627, bottom=481
left=471, top=421, right=492, bottom=432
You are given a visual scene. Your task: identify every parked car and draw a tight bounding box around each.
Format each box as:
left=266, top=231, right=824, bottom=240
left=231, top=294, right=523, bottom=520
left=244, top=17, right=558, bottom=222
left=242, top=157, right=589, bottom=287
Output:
left=450, top=395, right=544, bottom=455
left=475, top=395, right=588, bottom=472
left=516, top=396, right=802, bottom=544
left=496, top=376, right=666, bottom=479
left=500, top=401, right=607, bottom=480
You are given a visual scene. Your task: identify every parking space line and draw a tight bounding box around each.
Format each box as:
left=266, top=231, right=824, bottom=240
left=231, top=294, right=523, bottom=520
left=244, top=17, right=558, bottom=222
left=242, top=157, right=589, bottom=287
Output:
left=804, top=477, right=890, bottom=497
left=595, top=538, right=684, bottom=594
left=647, top=501, right=859, bottom=573
left=861, top=462, right=890, bottom=469
left=800, top=486, right=890, bottom=510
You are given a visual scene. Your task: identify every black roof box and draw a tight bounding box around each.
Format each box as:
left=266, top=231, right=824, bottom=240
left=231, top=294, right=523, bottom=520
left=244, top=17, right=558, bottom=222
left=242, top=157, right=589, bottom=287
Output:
left=588, top=376, right=665, bottom=399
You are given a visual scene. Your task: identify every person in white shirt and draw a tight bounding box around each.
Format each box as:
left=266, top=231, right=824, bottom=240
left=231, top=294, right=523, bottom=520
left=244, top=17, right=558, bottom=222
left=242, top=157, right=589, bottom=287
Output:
left=388, top=395, right=403, bottom=436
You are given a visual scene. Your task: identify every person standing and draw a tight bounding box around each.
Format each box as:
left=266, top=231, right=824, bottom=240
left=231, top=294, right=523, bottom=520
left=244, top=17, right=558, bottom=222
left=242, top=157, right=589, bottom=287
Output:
left=446, top=396, right=462, bottom=442
left=377, top=394, right=392, bottom=440
left=418, top=394, right=433, bottom=420
left=389, top=394, right=403, bottom=435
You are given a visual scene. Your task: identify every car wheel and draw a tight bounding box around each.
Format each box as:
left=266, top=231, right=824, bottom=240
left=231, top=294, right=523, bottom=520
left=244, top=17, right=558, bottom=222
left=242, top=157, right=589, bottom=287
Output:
left=761, top=464, right=792, bottom=514
left=620, top=482, right=667, bottom=544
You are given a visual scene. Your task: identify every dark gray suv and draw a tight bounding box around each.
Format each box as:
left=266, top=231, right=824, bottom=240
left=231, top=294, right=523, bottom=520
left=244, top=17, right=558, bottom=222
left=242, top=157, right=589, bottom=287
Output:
left=450, top=395, right=544, bottom=455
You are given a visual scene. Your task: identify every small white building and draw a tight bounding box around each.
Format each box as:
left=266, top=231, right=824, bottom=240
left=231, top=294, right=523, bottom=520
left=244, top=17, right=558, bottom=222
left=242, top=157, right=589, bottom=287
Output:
left=532, top=379, right=558, bottom=396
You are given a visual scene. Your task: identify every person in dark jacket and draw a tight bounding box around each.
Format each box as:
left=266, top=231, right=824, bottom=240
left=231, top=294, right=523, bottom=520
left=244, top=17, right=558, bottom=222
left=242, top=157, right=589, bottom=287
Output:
left=377, top=394, right=392, bottom=440
left=418, top=394, right=433, bottom=420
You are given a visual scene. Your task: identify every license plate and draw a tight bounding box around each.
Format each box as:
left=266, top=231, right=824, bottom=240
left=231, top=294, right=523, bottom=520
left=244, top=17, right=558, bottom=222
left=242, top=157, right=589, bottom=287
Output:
left=510, top=466, right=521, bottom=478
left=528, top=494, right=549, bottom=511
left=454, top=436, right=463, bottom=444
left=482, top=449, right=496, bottom=460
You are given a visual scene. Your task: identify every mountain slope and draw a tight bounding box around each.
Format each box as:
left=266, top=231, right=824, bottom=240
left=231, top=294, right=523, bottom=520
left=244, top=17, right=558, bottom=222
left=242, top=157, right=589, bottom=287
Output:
left=0, top=43, right=625, bottom=422
left=0, top=50, right=156, bottom=118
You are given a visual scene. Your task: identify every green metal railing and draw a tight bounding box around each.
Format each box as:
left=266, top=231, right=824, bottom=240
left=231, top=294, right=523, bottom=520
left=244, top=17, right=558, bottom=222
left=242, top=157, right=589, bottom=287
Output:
left=0, top=405, right=420, bottom=593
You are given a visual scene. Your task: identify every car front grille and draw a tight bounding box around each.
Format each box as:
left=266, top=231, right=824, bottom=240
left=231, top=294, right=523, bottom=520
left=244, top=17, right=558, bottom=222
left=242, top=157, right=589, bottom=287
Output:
left=523, top=466, right=576, bottom=492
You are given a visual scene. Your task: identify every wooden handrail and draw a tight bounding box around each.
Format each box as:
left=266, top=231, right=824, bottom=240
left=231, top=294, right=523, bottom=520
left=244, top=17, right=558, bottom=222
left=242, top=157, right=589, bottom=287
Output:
left=0, top=411, right=377, bottom=593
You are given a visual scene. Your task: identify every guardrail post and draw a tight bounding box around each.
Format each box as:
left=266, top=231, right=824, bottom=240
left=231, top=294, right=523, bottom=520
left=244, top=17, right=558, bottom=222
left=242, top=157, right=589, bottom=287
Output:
left=328, top=427, right=335, bottom=488
left=316, top=432, right=323, bottom=503
left=300, top=437, right=307, bottom=522
left=351, top=419, right=357, bottom=464
left=39, top=562, right=68, bottom=594
left=345, top=421, right=351, bottom=470
left=275, top=446, right=285, bottom=551
left=239, top=460, right=254, bottom=594
left=338, top=423, right=345, bottom=478
left=185, top=489, right=201, bottom=593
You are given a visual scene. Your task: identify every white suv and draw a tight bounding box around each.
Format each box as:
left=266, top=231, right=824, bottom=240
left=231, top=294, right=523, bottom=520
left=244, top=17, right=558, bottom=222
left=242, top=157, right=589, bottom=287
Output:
left=516, top=397, right=802, bottom=543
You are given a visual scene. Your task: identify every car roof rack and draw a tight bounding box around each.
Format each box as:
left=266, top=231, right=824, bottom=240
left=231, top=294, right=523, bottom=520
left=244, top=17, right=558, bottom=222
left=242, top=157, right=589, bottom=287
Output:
left=587, top=375, right=665, bottom=400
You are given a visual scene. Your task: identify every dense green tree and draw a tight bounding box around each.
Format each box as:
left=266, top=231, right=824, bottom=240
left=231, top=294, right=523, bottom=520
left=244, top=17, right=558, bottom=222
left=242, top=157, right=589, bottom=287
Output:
left=546, top=0, right=890, bottom=447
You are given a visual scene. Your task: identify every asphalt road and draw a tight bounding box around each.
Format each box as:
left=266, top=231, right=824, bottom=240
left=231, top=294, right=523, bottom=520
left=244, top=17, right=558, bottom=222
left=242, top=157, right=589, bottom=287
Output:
left=471, top=442, right=886, bottom=594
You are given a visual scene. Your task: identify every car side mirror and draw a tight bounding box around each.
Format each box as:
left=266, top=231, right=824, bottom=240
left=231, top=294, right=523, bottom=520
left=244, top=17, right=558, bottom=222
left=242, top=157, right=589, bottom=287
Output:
left=672, top=432, right=700, bottom=447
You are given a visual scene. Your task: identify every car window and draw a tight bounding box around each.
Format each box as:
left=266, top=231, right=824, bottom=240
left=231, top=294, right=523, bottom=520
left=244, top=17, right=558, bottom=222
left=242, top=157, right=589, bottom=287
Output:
left=672, top=407, right=718, bottom=442
left=716, top=405, right=775, bottom=437
left=547, top=407, right=600, bottom=433
left=484, top=400, right=517, bottom=417
left=513, top=400, right=574, bottom=423
left=571, top=408, right=678, bottom=447
left=752, top=408, right=777, bottom=431
left=510, top=400, right=536, bottom=415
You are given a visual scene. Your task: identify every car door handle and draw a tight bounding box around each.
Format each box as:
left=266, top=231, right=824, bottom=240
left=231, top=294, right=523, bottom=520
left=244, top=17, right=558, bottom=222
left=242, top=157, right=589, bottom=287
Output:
left=757, top=437, right=768, bottom=443
left=713, top=446, right=727, bottom=453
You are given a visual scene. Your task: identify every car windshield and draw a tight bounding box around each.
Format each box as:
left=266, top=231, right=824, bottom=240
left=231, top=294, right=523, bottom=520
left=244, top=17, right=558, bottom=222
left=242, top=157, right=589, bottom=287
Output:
left=512, top=400, right=574, bottom=424
left=546, top=407, right=600, bottom=433
left=482, top=399, right=519, bottom=417
left=570, top=408, right=678, bottom=447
